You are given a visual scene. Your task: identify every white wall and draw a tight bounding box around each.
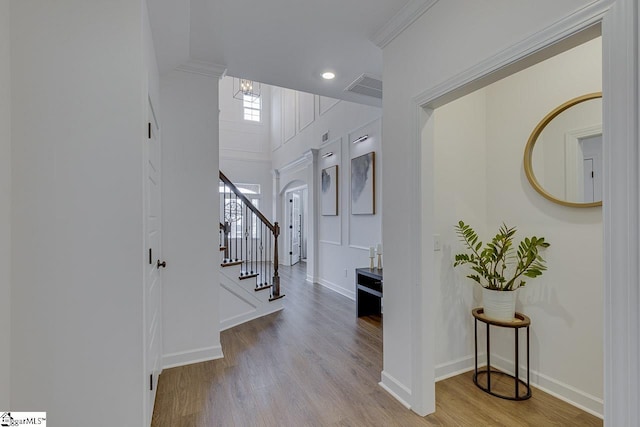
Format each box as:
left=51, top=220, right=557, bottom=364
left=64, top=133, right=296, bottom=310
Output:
left=219, top=76, right=271, bottom=162
left=271, top=88, right=382, bottom=298
left=317, top=119, right=382, bottom=298
left=272, top=90, right=380, bottom=169
left=484, top=37, right=603, bottom=412
left=432, top=88, right=488, bottom=376
left=160, top=68, right=222, bottom=368
left=432, top=37, right=603, bottom=414
left=10, top=1, right=147, bottom=424
left=0, top=0, right=11, bottom=408
left=219, top=76, right=274, bottom=222
left=381, top=0, right=602, bottom=414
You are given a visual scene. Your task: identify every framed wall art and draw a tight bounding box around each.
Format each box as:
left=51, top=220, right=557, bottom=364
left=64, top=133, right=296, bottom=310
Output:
left=321, top=165, right=338, bottom=215
left=351, top=152, right=375, bottom=215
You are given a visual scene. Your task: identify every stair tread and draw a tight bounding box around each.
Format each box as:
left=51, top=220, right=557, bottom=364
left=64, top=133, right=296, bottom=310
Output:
left=255, top=283, right=272, bottom=292
left=219, top=246, right=227, bottom=251
left=269, top=294, right=285, bottom=302
left=239, top=273, right=259, bottom=280
left=221, top=260, right=243, bottom=267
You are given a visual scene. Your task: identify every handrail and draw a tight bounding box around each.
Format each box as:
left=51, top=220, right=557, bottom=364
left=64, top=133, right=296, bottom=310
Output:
left=219, top=170, right=281, bottom=299
left=219, top=171, right=277, bottom=235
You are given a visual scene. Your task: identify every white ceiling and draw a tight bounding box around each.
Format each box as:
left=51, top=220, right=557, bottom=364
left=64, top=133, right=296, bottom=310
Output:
left=148, top=0, right=423, bottom=106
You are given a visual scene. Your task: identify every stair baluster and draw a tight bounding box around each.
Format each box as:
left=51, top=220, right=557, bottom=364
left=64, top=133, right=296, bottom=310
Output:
left=219, top=171, right=283, bottom=299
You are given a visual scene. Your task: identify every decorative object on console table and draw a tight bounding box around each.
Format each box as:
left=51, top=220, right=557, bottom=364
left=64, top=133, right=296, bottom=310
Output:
left=321, top=165, right=338, bottom=216
left=453, top=221, right=550, bottom=321
left=369, top=246, right=375, bottom=270
left=355, top=268, right=382, bottom=317
left=351, top=152, right=375, bottom=215
left=376, top=243, right=382, bottom=269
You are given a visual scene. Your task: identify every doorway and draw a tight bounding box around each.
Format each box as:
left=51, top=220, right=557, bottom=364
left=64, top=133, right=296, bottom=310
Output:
left=422, top=33, right=603, bottom=416
left=285, top=186, right=307, bottom=266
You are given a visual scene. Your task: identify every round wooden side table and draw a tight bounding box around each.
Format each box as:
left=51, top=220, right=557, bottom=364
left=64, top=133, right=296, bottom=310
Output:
left=472, top=307, right=531, bottom=400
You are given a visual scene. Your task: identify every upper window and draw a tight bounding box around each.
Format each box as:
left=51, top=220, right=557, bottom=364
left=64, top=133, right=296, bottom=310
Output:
left=243, top=94, right=261, bottom=122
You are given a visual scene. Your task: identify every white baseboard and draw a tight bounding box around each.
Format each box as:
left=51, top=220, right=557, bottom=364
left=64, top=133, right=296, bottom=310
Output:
left=379, top=371, right=412, bottom=409
left=434, top=352, right=602, bottom=418
left=162, top=345, right=224, bottom=370
left=435, top=355, right=477, bottom=381
left=490, top=354, right=603, bottom=418
left=317, top=278, right=355, bottom=300
left=220, top=304, right=284, bottom=332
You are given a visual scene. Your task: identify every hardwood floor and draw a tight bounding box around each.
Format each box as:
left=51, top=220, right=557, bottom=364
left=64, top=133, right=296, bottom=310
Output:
left=152, top=262, right=602, bottom=426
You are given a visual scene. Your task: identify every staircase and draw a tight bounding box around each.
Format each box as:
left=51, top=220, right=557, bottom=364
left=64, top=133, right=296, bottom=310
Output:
left=219, top=171, right=284, bottom=331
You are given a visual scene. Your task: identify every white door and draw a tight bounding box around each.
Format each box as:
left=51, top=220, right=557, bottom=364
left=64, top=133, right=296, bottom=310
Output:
left=288, top=192, right=302, bottom=265
left=144, top=99, right=163, bottom=426
left=583, top=158, right=595, bottom=202
left=580, top=134, right=602, bottom=203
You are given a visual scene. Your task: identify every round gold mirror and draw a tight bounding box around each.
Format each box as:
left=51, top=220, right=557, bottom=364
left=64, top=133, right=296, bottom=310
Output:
left=524, top=92, right=602, bottom=207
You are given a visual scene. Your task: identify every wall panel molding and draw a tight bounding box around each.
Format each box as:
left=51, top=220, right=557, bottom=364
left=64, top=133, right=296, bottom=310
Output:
left=297, top=91, right=316, bottom=132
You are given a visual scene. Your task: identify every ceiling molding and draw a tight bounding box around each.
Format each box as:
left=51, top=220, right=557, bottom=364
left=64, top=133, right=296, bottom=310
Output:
left=175, top=60, right=227, bottom=79
left=372, top=0, right=439, bottom=49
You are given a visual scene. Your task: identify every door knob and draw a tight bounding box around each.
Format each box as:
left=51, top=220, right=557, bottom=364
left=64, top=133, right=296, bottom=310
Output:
left=157, top=260, right=167, bottom=269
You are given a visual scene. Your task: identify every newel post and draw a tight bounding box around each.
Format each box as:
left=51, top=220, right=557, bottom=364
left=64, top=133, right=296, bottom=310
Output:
left=272, top=222, right=280, bottom=296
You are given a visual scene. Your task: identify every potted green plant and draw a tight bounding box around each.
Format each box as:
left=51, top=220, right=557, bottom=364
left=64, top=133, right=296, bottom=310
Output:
left=453, top=220, right=550, bottom=321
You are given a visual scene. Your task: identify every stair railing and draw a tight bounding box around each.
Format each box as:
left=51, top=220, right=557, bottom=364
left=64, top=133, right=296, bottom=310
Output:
left=219, top=171, right=281, bottom=300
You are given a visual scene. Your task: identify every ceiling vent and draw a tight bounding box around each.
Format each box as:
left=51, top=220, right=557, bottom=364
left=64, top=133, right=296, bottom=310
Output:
left=344, top=74, right=383, bottom=99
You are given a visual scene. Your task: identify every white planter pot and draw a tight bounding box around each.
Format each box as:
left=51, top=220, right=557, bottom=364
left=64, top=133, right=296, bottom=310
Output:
left=482, top=288, right=517, bottom=321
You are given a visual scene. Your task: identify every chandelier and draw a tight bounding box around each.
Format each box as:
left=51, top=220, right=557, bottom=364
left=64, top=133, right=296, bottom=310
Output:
left=233, top=78, right=261, bottom=101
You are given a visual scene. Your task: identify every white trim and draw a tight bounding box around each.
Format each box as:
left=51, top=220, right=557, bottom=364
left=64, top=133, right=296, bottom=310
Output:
left=602, top=0, right=640, bottom=424
left=348, top=244, right=370, bottom=251
left=414, top=3, right=609, bottom=108
left=409, top=104, right=433, bottom=416
left=162, top=345, right=224, bottom=369
left=490, top=353, right=603, bottom=418
left=220, top=305, right=284, bottom=332
left=276, top=150, right=314, bottom=176
left=379, top=371, right=412, bottom=409
left=347, top=117, right=382, bottom=142
left=306, top=275, right=318, bottom=285
left=175, top=60, right=227, bottom=79
left=435, top=355, right=476, bottom=382
left=297, top=92, right=316, bottom=132
left=219, top=265, right=285, bottom=331
left=319, top=239, right=341, bottom=246
left=406, top=1, right=615, bottom=418
left=372, top=0, right=439, bottom=49
left=564, top=123, right=603, bottom=201
left=317, top=278, right=355, bottom=300
left=319, top=96, right=340, bottom=116
left=434, top=353, right=604, bottom=417
left=285, top=183, right=308, bottom=193
left=320, top=136, right=342, bottom=153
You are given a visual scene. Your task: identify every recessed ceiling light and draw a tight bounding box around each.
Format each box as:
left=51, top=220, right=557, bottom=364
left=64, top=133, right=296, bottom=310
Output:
left=322, top=72, right=335, bottom=80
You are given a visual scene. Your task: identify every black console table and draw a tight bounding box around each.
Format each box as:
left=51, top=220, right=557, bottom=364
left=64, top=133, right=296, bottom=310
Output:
left=355, top=268, right=383, bottom=317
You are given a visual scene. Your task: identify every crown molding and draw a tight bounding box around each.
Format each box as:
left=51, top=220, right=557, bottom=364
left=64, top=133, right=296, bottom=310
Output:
left=372, top=0, right=439, bottom=49
left=411, top=1, right=607, bottom=109
left=276, top=149, right=318, bottom=176
left=175, top=60, right=227, bottom=79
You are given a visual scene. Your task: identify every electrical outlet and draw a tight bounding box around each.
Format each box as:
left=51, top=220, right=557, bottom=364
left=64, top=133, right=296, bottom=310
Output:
left=344, top=268, right=348, bottom=277
left=322, top=131, right=329, bottom=142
